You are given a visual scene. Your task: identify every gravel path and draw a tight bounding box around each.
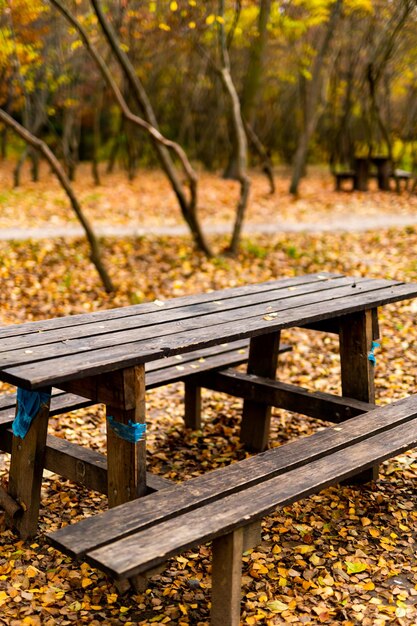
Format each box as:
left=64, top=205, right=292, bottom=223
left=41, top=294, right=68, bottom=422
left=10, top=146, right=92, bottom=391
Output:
left=1, top=213, right=417, bottom=240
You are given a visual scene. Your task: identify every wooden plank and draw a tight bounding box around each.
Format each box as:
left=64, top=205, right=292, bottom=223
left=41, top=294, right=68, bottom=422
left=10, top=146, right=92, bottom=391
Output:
left=47, top=394, right=417, bottom=559
left=8, top=389, right=51, bottom=539
left=0, top=425, right=173, bottom=494
left=5, top=279, right=415, bottom=390
left=211, top=528, right=244, bottom=626
left=339, top=309, right=377, bottom=482
left=240, top=332, right=281, bottom=451
left=199, top=370, right=374, bottom=422
left=106, top=366, right=147, bottom=507
left=0, top=273, right=342, bottom=340
left=339, top=310, right=375, bottom=404
left=83, top=415, right=417, bottom=579
left=183, top=383, right=202, bottom=429
left=0, top=276, right=359, bottom=365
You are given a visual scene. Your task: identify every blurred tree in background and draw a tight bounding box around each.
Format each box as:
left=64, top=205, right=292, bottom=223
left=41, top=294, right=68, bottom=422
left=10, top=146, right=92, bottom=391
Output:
left=1, top=0, right=417, bottom=241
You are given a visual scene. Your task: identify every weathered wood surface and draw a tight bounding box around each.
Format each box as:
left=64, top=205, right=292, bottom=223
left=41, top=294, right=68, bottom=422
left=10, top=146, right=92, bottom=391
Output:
left=240, top=332, right=281, bottom=451
left=339, top=310, right=377, bottom=482
left=0, top=484, right=22, bottom=518
left=0, top=273, right=342, bottom=340
left=0, top=424, right=172, bottom=495
left=82, top=410, right=417, bottom=578
left=211, top=528, right=244, bottom=626
left=106, top=366, right=147, bottom=507
left=1, top=274, right=416, bottom=389
left=48, top=394, right=417, bottom=559
left=8, top=390, right=51, bottom=538
left=198, top=369, right=375, bottom=422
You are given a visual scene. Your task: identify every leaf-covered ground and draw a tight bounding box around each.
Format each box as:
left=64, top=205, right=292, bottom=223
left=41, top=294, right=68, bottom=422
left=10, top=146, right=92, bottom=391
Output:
left=0, top=168, right=417, bottom=625
left=1, top=161, right=417, bottom=231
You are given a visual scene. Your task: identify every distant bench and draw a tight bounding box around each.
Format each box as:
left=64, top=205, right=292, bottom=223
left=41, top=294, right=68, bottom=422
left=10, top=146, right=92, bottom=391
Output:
left=48, top=394, right=417, bottom=626
left=334, top=167, right=413, bottom=192
left=0, top=340, right=291, bottom=504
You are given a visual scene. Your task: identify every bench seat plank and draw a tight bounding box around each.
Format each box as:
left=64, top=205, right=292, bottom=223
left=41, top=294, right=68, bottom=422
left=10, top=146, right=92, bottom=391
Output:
left=83, top=414, right=417, bottom=579
left=47, top=394, right=417, bottom=559
left=4, top=279, right=417, bottom=389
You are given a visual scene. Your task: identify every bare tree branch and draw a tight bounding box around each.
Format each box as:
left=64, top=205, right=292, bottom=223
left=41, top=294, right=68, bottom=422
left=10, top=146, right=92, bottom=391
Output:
left=0, top=108, right=114, bottom=293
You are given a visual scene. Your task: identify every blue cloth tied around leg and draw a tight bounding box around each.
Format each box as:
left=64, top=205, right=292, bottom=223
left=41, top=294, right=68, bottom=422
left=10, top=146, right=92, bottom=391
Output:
left=107, top=416, right=146, bottom=443
left=368, top=341, right=380, bottom=366
left=12, top=388, right=52, bottom=439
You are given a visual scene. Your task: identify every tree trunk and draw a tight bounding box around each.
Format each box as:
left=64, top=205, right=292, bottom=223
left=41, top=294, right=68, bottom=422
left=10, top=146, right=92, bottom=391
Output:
left=92, top=90, right=103, bottom=185
left=289, top=0, right=343, bottom=195
left=218, top=0, right=251, bottom=255
left=51, top=0, right=212, bottom=257
left=224, top=0, right=272, bottom=189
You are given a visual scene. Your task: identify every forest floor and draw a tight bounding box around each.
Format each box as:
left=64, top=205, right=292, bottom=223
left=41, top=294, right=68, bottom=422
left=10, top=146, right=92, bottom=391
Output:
left=0, top=162, right=416, bottom=625
left=0, top=161, right=417, bottom=236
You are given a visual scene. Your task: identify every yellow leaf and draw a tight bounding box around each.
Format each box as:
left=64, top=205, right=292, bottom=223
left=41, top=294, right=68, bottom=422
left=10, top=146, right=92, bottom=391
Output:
left=346, top=561, right=368, bottom=574
left=26, top=565, right=39, bottom=578
left=369, top=528, right=380, bottom=537
left=0, top=591, right=8, bottom=606
left=361, top=517, right=371, bottom=526
left=159, top=23, right=171, bottom=31
left=267, top=600, right=289, bottom=612
left=107, top=593, right=118, bottom=604
left=82, top=577, right=93, bottom=588
left=361, top=581, right=375, bottom=591
left=170, top=1, right=178, bottom=10
left=206, top=14, right=216, bottom=25
left=295, top=544, right=315, bottom=554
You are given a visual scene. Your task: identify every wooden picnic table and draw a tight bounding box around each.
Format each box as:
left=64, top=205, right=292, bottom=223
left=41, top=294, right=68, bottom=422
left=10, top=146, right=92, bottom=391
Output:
left=1, top=271, right=417, bottom=538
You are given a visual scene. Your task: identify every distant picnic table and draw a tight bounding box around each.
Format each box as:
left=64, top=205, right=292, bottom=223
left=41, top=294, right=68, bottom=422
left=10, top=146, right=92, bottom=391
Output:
left=334, top=157, right=413, bottom=191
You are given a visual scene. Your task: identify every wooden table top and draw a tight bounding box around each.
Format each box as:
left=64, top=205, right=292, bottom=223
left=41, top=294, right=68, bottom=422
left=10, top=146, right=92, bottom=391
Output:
left=1, top=272, right=417, bottom=390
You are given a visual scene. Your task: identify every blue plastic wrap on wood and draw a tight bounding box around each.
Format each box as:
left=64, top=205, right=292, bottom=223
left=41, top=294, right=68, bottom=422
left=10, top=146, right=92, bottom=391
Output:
left=12, top=388, right=51, bottom=439
left=107, top=416, right=146, bottom=443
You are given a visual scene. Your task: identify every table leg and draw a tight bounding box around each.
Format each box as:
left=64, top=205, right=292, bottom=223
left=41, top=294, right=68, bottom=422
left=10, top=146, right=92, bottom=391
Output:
left=8, top=390, right=51, bottom=539
left=106, top=365, right=147, bottom=508
left=211, top=527, right=244, bottom=626
left=184, top=382, right=202, bottom=429
left=240, top=332, right=281, bottom=451
left=339, top=309, right=378, bottom=482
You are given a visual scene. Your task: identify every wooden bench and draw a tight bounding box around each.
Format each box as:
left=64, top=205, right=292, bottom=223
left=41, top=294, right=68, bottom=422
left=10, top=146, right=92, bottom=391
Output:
left=0, top=340, right=291, bottom=502
left=333, top=170, right=357, bottom=191
left=392, top=168, right=413, bottom=192
left=48, top=394, right=417, bottom=626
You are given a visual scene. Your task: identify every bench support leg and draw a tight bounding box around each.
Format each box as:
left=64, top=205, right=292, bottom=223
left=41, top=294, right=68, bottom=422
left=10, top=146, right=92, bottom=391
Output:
left=106, top=365, right=147, bottom=508
left=7, top=390, right=51, bottom=539
left=184, top=382, right=202, bottom=429
left=339, top=309, right=378, bottom=482
left=211, top=527, right=244, bottom=626
left=240, top=332, right=281, bottom=451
